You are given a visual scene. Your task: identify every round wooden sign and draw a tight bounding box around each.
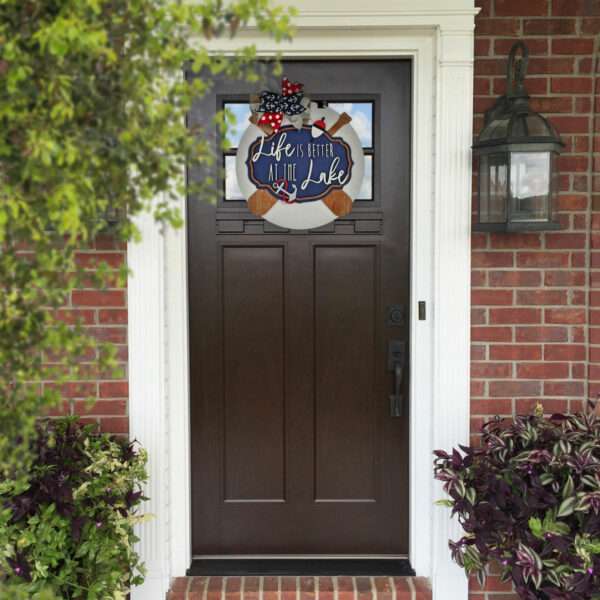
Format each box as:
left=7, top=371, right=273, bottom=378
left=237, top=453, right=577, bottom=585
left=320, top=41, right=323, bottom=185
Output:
left=236, top=103, right=364, bottom=230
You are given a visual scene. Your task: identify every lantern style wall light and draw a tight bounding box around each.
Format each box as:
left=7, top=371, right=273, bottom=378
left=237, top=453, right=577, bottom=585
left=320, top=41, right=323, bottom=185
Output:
left=472, top=41, right=564, bottom=232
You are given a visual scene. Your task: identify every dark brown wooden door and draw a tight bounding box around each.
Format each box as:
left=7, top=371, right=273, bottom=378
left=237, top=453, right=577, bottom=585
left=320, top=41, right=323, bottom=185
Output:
left=188, top=61, right=411, bottom=556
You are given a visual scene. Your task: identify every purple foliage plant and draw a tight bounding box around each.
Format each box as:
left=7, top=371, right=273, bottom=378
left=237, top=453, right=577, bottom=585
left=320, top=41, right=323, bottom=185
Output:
left=434, top=405, right=600, bottom=600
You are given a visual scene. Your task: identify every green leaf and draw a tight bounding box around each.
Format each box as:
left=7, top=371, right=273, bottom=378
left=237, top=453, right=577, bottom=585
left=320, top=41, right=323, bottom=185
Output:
left=529, top=517, right=543, bottom=539
left=435, top=499, right=454, bottom=508
left=557, top=496, right=577, bottom=518
left=562, top=475, right=574, bottom=499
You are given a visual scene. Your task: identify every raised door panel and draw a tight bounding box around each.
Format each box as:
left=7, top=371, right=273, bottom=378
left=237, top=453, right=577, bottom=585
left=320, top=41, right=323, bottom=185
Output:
left=313, top=245, right=378, bottom=502
left=222, top=246, right=286, bottom=502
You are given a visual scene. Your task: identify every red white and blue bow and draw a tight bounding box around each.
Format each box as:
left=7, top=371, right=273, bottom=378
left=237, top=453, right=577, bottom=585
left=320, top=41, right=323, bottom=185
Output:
left=256, top=78, right=308, bottom=133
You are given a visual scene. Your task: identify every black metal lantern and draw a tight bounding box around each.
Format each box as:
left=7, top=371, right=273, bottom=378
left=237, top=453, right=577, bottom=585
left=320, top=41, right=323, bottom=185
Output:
left=473, top=42, right=564, bottom=232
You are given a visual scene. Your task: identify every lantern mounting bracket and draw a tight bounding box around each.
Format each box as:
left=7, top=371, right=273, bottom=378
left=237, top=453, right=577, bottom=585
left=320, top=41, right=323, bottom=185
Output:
left=506, top=40, right=529, bottom=99
left=484, top=41, right=530, bottom=127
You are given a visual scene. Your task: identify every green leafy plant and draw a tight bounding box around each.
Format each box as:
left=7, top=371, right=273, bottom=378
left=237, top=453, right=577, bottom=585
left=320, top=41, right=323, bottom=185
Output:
left=0, top=417, right=148, bottom=598
left=434, top=408, right=600, bottom=600
left=1, top=2, right=293, bottom=594
left=0, top=0, right=293, bottom=478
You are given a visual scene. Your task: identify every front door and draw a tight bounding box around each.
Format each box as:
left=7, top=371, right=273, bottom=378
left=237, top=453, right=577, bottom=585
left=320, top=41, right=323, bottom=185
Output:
left=188, top=61, right=411, bottom=556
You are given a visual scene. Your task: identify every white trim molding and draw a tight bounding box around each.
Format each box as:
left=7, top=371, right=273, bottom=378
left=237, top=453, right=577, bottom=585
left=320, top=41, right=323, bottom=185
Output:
left=430, top=28, right=476, bottom=600
left=129, top=2, right=476, bottom=599
left=128, top=210, right=170, bottom=597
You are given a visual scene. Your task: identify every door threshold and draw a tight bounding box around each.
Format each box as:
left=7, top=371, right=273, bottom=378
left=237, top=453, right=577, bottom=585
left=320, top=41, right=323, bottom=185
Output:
left=187, top=558, right=415, bottom=576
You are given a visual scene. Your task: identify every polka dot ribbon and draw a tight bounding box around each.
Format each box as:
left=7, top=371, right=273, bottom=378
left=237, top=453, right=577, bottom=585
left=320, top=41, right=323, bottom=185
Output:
left=257, top=77, right=306, bottom=133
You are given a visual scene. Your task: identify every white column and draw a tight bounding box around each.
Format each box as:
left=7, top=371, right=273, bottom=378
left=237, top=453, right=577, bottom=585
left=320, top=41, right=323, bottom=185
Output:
left=128, top=210, right=170, bottom=600
left=165, top=209, right=192, bottom=577
left=431, top=27, right=474, bottom=600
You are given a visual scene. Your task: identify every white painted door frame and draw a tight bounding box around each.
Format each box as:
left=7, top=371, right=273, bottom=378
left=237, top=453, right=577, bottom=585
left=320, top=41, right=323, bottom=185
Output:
left=128, top=2, right=477, bottom=599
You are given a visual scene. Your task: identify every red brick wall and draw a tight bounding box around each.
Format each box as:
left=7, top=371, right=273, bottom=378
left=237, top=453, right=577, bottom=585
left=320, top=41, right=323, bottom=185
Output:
left=47, top=234, right=129, bottom=435
left=470, top=0, right=599, bottom=598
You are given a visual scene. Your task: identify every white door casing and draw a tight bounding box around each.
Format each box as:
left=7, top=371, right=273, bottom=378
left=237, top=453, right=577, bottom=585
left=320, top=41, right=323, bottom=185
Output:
left=128, top=2, right=477, bottom=599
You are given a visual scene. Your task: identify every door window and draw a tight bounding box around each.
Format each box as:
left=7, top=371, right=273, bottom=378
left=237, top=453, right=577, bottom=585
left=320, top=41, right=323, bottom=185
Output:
left=221, top=100, right=375, bottom=202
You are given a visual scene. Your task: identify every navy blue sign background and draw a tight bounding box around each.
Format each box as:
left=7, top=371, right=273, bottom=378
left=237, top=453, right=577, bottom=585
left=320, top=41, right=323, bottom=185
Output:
left=246, top=126, right=354, bottom=203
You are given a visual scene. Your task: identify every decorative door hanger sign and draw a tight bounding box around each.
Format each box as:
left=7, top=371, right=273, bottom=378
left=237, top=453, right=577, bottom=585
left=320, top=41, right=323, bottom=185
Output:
left=235, top=77, right=365, bottom=230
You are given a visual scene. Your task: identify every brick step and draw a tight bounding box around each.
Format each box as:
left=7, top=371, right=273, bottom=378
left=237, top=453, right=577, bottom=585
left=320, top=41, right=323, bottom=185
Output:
left=167, top=576, right=431, bottom=600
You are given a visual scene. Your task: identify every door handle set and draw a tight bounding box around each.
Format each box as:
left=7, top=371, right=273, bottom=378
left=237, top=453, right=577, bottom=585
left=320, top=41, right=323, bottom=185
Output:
left=388, top=340, right=406, bottom=417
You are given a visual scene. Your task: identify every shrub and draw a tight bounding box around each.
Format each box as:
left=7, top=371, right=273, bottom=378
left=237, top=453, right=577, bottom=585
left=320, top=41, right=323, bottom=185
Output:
left=0, top=417, right=148, bottom=599
left=0, top=0, right=293, bottom=485
left=434, top=409, right=600, bottom=600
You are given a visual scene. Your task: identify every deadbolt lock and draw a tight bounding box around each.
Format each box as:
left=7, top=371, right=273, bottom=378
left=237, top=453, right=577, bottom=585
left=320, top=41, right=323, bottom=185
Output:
left=386, top=304, right=405, bottom=327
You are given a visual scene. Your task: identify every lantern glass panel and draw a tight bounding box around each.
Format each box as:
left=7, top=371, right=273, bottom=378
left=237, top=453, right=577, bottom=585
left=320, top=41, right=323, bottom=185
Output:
left=509, top=151, right=551, bottom=222
left=479, top=118, right=510, bottom=142
left=525, top=114, right=550, bottom=136
left=479, top=153, right=508, bottom=223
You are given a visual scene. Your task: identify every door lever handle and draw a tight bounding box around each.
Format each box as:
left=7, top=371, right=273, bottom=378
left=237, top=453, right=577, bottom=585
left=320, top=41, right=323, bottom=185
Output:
left=389, top=363, right=404, bottom=417
left=388, top=340, right=406, bottom=417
